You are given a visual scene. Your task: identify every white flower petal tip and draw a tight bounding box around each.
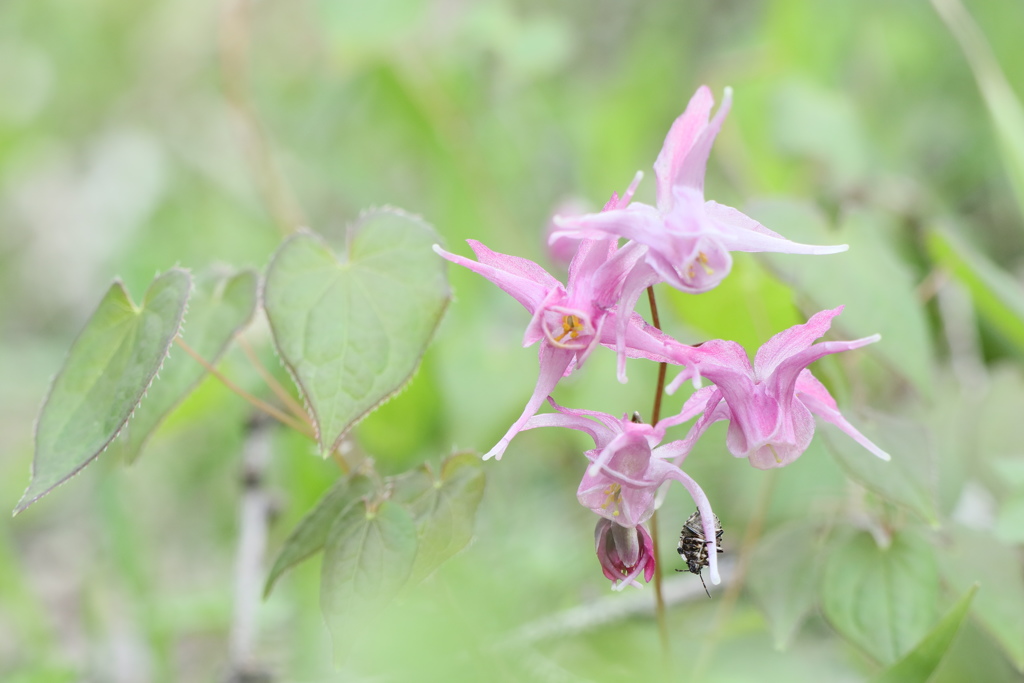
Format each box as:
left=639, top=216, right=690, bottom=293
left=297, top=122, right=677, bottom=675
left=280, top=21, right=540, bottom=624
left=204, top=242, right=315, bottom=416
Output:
left=431, top=244, right=445, bottom=255
left=866, top=333, right=882, bottom=344
left=710, top=566, right=721, bottom=585
left=876, top=450, right=892, bottom=462
left=665, top=373, right=686, bottom=395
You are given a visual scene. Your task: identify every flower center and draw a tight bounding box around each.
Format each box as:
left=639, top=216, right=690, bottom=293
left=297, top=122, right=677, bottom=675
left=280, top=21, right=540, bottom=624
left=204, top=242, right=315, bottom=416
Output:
left=541, top=306, right=593, bottom=350
left=686, top=251, right=715, bottom=280
left=553, top=314, right=584, bottom=342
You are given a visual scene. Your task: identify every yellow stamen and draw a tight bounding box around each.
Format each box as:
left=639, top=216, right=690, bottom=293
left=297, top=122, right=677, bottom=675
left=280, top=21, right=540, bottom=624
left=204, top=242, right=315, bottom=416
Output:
left=601, top=483, right=622, bottom=516
left=697, top=251, right=715, bottom=275
left=552, top=314, right=584, bottom=342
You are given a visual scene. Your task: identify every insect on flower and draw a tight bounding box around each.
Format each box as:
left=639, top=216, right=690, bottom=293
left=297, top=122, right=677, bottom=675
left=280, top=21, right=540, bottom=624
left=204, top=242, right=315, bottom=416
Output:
left=676, top=509, right=723, bottom=598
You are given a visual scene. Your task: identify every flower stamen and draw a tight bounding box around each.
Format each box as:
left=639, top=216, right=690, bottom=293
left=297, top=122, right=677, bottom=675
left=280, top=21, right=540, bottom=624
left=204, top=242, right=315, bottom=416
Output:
left=697, top=251, right=714, bottom=275
left=552, top=314, right=584, bottom=342
left=602, top=483, right=622, bottom=517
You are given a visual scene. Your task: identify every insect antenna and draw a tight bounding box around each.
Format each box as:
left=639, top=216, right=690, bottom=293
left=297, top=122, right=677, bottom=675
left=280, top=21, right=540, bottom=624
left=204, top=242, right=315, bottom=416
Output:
left=699, top=571, right=710, bottom=598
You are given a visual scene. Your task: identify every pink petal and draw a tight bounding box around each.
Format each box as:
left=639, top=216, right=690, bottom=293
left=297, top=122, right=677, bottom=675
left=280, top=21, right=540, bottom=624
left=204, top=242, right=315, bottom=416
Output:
left=673, top=389, right=730, bottom=464
left=567, top=238, right=617, bottom=301
left=661, top=385, right=719, bottom=429
left=485, top=345, right=575, bottom=460
left=740, top=397, right=815, bottom=468
left=522, top=411, right=615, bottom=448
left=467, top=239, right=561, bottom=290
left=434, top=243, right=555, bottom=313
left=675, top=87, right=733, bottom=197
left=552, top=203, right=665, bottom=249
left=753, top=306, right=844, bottom=379
left=797, top=372, right=891, bottom=461
left=653, top=86, right=716, bottom=212
left=705, top=201, right=849, bottom=256
left=769, top=334, right=881, bottom=404
left=603, top=171, right=644, bottom=211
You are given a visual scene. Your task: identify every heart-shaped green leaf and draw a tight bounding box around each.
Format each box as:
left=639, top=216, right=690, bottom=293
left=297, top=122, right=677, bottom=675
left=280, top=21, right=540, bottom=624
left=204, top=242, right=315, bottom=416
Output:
left=263, top=474, right=374, bottom=597
left=873, top=584, right=978, bottom=683
left=16, top=269, right=191, bottom=514
left=118, top=268, right=258, bottom=462
left=263, top=209, right=450, bottom=453
left=821, top=530, right=940, bottom=665
left=393, top=453, right=485, bottom=585
left=321, top=500, right=417, bottom=664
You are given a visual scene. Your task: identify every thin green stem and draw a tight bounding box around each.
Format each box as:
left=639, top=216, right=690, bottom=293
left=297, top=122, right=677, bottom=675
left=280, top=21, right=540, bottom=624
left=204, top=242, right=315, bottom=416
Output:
left=646, top=285, right=671, bottom=677
left=237, top=336, right=311, bottom=426
left=218, top=0, right=305, bottom=236
left=174, top=337, right=315, bottom=439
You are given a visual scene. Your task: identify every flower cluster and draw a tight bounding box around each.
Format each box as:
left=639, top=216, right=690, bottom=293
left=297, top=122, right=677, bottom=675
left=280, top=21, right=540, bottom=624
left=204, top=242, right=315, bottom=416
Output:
left=436, top=86, right=889, bottom=590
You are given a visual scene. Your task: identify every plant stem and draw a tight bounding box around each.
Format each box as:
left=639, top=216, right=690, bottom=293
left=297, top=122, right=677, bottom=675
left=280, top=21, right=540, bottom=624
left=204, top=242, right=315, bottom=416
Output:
left=237, top=336, right=311, bottom=426
left=646, top=285, right=671, bottom=675
left=174, top=337, right=315, bottom=439
left=218, top=0, right=304, bottom=236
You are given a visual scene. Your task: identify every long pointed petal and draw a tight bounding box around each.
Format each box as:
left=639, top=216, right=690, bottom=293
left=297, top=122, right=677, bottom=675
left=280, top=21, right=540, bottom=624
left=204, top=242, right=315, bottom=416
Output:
left=434, top=243, right=555, bottom=313
left=753, top=306, right=844, bottom=378
left=705, top=201, right=849, bottom=256
left=676, top=86, right=733, bottom=195
left=797, top=373, right=890, bottom=461
left=672, top=390, right=729, bottom=465
left=654, top=86, right=715, bottom=212
left=659, top=384, right=719, bottom=430
left=466, top=239, right=561, bottom=289
left=771, top=335, right=881, bottom=402
left=553, top=203, right=665, bottom=247
left=485, top=346, right=575, bottom=460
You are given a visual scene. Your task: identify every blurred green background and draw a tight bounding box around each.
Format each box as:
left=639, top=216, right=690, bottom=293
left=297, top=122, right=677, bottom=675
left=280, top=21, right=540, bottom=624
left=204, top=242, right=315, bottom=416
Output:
left=3, top=0, right=1024, bottom=680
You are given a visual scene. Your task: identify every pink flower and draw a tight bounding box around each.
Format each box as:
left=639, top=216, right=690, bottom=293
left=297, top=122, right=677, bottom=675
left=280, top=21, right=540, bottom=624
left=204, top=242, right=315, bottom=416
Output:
left=434, top=229, right=684, bottom=460
left=594, top=519, right=657, bottom=590
left=523, top=398, right=720, bottom=584
left=668, top=306, right=890, bottom=469
left=553, top=86, right=847, bottom=296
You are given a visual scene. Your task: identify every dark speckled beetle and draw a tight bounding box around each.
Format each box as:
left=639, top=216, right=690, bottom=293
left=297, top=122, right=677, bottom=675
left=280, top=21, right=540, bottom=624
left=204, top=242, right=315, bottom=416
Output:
left=676, top=509, right=723, bottom=597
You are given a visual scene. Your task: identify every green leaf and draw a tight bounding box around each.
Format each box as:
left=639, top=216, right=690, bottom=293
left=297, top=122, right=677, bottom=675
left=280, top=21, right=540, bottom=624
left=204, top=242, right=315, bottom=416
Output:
left=746, top=520, right=825, bottom=650
left=932, top=0, right=1024, bottom=223
left=321, top=500, right=417, bottom=664
left=117, top=268, right=258, bottom=462
left=393, top=453, right=485, bottom=585
left=16, top=269, right=191, bottom=514
left=939, top=526, right=1024, bottom=671
left=752, top=200, right=936, bottom=395
left=927, top=227, right=1024, bottom=354
left=821, top=530, right=940, bottom=665
left=873, top=584, right=978, bottom=683
left=263, top=209, right=450, bottom=454
left=264, top=474, right=374, bottom=597
left=994, top=496, right=1024, bottom=544
left=823, top=413, right=939, bottom=525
